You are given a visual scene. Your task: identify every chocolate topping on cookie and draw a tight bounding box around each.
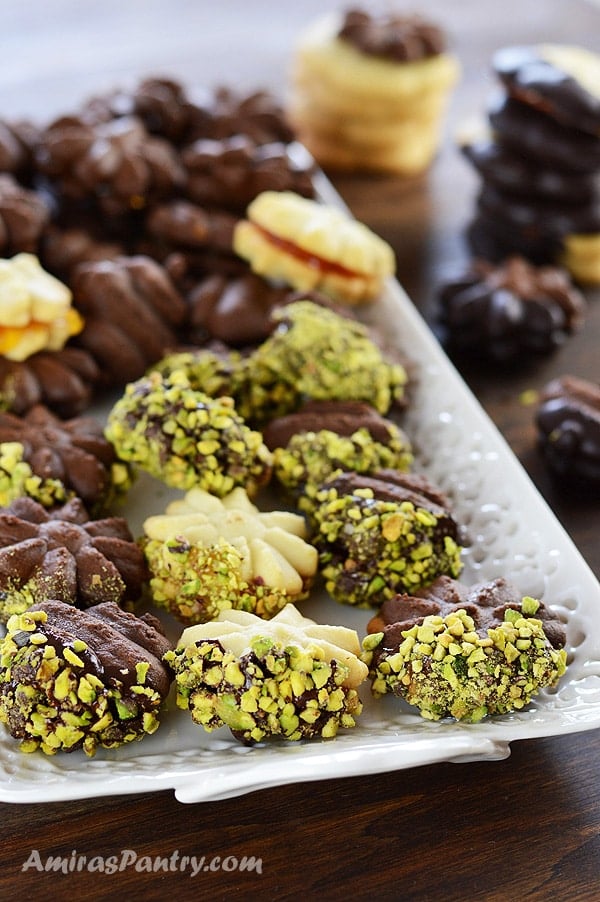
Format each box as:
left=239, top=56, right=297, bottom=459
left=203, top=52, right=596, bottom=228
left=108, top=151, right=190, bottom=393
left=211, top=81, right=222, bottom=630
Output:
left=438, top=256, right=586, bottom=361
left=368, top=575, right=566, bottom=650
left=493, top=45, right=600, bottom=136
left=536, top=374, right=600, bottom=487
left=0, top=599, right=172, bottom=755
left=338, top=8, right=446, bottom=61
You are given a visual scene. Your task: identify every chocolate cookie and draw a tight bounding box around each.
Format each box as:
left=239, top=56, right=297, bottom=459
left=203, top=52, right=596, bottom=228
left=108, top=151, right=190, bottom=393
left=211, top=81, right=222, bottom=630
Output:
left=0, top=599, right=172, bottom=755
left=0, top=496, right=148, bottom=621
left=437, top=255, right=586, bottom=361
left=263, top=400, right=413, bottom=515
left=488, top=93, right=600, bottom=174
left=361, top=575, right=567, bottom=722
left=493, top=44, right=600, bottom=136
left=536, top=374, right=600, bottom=488
left=313, top=469, right=463, bottom=607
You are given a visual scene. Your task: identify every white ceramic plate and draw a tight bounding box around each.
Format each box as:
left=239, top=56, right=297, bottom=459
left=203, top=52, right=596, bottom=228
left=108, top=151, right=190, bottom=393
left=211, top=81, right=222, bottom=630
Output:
left=1, top=262, right=599, bottom=805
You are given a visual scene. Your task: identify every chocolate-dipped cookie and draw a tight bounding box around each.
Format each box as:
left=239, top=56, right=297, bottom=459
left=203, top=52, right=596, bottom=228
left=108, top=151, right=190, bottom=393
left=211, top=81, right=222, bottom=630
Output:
left=0, top=404, right=131, bottom=514
left=313, top=469, right=463, bottom=608
left=105, top=369, right=272, bottom=497
left=362, top=575, right=567, bottom=722
left=263, top=400, right=413, bottom=515
left=0, top=600, right=172, bottom=756
left=536, top=374, right=600, bottom=489
left=492, top=44, right=600, bottom=136
left=437, top=255, right=586, bottom=361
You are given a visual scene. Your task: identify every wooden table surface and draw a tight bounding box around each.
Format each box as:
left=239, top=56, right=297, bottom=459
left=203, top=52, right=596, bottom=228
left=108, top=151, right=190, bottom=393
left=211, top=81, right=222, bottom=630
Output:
left=0, top=2, right=599, bottom=899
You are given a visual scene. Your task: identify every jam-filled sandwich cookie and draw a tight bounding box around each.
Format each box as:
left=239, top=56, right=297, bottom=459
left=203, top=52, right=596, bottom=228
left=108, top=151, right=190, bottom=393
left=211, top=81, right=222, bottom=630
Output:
left=0, top=600, right=172, bottom=756
left=288, top=8, right=460, bottom=175
left=362, top=575, right=567, bottom=722
left=164, top=604, right=368, bottom=744
left=233, top=191, right=396, bottom=304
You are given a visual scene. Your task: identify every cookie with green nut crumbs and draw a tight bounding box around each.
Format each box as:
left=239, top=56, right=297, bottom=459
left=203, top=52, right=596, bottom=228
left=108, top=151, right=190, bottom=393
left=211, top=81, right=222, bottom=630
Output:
left=0, top=404, right=132, bottom=515
left=142, top=486, right=318, bottom=624
left=104, top=369, right=272, bottom=497
left=235, top=299, right=408, bottom=425
left=0, top=600, right=173, bottom=756
left=165, top=604, right=368, bottom=744
left=362, top=575, right=567, bottom=722
left=263, top=400, right=413, bottom=516
left=313, top=469, right=463, bottom=607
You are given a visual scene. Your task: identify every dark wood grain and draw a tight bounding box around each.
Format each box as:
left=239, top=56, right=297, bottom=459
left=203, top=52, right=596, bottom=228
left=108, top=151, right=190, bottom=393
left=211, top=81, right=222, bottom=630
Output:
left=0, top=2, right=599, bottom=899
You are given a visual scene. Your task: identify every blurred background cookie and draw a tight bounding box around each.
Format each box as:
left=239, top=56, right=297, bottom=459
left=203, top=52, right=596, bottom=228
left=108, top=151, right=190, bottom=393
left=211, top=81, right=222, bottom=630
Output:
left=288, top=7, right=460, bottom=175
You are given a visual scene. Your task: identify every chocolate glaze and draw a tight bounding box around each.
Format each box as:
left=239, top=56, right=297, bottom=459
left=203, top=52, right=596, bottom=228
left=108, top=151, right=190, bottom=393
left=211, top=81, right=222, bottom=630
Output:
left=493, top=45, right=600, bottom=136
left=28, top=599, right=172, bottom=695
left=488, top=93, right=600, bottom=173
left=367, top=575, right=566, bottom=656
left=337, top=8, right=446, bottom=61
left=536, top=374, right=600, bottom=486
left=461, top=138, right=599, bottom=203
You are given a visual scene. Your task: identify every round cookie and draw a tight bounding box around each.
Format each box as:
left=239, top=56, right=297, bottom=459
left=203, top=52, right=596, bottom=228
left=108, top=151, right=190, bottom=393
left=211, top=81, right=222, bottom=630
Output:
left=165, top=604, right=367, bottom=744
left=487, top=93, right=600, bottom=174
left=535, top=374, right=600, bottom=489
left=362, top=576, right=567, bottom=722
left=234, top=300, right=408, bottom=425
left=105, top=369, right=272, bottom=497
left=288, top=9, right=460, bottom=175
left=437, top=255, right=586, bottom=362
left=232, top=191, right=396, bottom=304
left=0, top=600, right=172, bottom=756
left=493, top=44, right=600, bottom=136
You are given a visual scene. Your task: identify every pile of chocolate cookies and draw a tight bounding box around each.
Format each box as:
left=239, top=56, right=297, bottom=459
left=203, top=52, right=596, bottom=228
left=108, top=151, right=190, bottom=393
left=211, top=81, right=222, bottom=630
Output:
left=461, top=44, right=600, bottom=285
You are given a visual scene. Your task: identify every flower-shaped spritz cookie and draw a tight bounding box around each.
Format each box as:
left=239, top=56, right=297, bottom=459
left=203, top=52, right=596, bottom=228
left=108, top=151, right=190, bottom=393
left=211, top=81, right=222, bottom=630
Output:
left=143, top=487, right=318, bottom=624
left=165, top=604, right=368, bottom=743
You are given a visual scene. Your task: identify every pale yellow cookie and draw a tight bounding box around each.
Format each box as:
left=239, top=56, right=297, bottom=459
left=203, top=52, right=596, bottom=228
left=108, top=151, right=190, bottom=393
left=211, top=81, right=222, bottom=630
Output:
left=561, top=233, right=600, bottom=285
left=293, top=13, right=460, bottom=104
left=233, top=190, right=395, bottom=304
left=288, top=11, right=460, bottom=175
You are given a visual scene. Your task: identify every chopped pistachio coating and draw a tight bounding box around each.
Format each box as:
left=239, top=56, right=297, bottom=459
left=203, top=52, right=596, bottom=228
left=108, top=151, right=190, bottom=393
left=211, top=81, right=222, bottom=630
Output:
left=143, top=487, right=318, bottom=624
left=361, top=604, right=568, bottom=722
left=0, top=441, right=69, bottom=509
left=150, top=347, right=243, bottom=400
left=273, top=426, right=413, bottom=516
left=165, top=606, right=367, bottom=743
left=313, top=486, right=463, bottom=607
left=235, top=301, right=408, bottom=424
left=105, top=369, right=272, bottom=496
left=0, top=609, right=165, bottom=756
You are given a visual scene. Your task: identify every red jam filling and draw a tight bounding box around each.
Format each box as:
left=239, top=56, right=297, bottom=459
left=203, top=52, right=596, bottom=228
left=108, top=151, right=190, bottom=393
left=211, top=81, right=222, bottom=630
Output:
left=254, top=224, right=366, bottom=279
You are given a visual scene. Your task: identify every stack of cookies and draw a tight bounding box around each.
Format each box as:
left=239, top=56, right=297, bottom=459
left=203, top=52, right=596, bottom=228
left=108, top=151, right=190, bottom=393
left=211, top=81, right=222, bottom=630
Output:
left=461, top=44, right=600, bottom=285
left=288, top=8, right=460, bottom=176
